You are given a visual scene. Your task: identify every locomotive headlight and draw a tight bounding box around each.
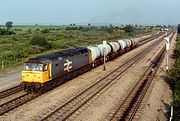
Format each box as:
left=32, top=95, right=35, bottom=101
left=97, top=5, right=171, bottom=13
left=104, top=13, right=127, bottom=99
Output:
left=36, top=74, right=40, bottom=78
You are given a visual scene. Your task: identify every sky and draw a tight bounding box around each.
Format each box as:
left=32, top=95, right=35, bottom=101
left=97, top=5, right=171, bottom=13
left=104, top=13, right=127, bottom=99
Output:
left=0, top=0, right=180, bottom=25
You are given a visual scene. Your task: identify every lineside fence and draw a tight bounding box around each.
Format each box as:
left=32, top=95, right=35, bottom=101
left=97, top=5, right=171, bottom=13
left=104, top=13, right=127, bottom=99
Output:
left=0, top=58, right=26, bottom=71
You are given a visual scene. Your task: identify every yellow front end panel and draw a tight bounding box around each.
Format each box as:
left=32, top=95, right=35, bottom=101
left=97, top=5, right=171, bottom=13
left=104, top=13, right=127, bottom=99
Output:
left=22, top=71, right=51, bottom=83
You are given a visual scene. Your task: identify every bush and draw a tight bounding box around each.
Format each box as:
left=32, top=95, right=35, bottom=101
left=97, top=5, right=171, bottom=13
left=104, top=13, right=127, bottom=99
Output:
left=123, top=25, right=135, bottom=33
left=41, top=29, right=49, bottom=33
left=0, top=29, right=16, bottom=35
left=30, top=35, right=51, bottom=50
left=22, top=45, right=45, bottom=56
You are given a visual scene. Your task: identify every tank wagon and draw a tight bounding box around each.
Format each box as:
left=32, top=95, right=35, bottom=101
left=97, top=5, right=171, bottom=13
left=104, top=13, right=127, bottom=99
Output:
left=21, top=38, right=142, bottom=91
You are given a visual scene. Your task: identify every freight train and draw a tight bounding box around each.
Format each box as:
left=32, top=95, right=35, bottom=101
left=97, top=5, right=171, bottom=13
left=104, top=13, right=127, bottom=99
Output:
left=21, top=32, right=163, bottom=92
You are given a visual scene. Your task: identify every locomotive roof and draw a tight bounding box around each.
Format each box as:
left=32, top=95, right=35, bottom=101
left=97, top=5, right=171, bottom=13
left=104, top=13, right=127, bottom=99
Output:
left=25, top=47, right=88, bottom=64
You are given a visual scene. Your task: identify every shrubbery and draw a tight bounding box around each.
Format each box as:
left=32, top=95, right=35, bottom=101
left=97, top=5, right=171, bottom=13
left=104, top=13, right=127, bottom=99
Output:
left=0, top=29, right=16, bottom=35
left=169, top=34, right=180, bottom=120
left=30, top=35, right=51, bottom=50
left=123, top=25, right=136, bottom=33
left=41, top=29, right=49, bottom=33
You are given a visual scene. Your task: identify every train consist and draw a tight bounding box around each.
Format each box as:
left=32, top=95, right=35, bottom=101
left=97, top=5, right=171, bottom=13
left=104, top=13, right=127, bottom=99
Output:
left=21, top=32, right=163, bottom=91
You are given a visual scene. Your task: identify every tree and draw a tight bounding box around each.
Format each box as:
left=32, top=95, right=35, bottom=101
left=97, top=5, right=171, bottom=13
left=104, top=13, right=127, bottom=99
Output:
left=115, top=26, right=119, bottom=30
left=123, top=25, right=135, bottom=33
left=41, top=29, right=49, bottom=33
left=36, top=28, right=40, bottom=31
left=27, top=29, right=32, bottom=34
left=6, top=21, right=13, bottom=31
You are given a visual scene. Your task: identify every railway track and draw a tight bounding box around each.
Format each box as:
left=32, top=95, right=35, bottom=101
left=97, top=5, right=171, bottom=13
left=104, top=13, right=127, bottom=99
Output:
left=39, top=34, right=168, bottom=121
left=0, top=85, right=23, bottom=99
left=0, top=92, right=42, bottom=115
left=0, top=32, right=171, bottom=116
left=139, top=33, right=162, bottom=43
left=138, top=31, right=171, bottom=46
left=106, top=34, right=173, bottom=121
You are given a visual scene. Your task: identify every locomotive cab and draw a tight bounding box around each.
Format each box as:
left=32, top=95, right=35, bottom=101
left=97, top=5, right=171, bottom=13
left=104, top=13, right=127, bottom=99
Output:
left=21, top=60, right=52, bottom=91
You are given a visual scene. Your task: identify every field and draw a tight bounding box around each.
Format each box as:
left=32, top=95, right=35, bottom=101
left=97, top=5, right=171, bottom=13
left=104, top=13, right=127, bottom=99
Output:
left=0, top=25, right=159, bottom=71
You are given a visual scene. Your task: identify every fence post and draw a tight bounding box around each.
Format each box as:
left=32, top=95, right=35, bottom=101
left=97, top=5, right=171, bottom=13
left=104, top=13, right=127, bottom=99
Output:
left=2, top=60, right=4, bottom=70
left=169, top=106, right=173, bottom=121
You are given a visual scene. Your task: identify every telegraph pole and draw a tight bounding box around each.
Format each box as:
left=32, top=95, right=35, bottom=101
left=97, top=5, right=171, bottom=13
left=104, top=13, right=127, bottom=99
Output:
left=103, top=41, right=107, bottom=71
left=164, top=37, right=170, bottom=71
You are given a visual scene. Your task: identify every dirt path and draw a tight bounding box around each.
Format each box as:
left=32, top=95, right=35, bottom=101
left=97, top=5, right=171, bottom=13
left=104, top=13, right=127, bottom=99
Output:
left=0, top=67, right=22, bottom=91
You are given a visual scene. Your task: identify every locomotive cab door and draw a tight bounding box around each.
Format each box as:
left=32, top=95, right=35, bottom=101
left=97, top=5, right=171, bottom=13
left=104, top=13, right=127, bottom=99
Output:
left=48, top=63, right=52, bottom=79
left=42, top=63, right=52, bottom=82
